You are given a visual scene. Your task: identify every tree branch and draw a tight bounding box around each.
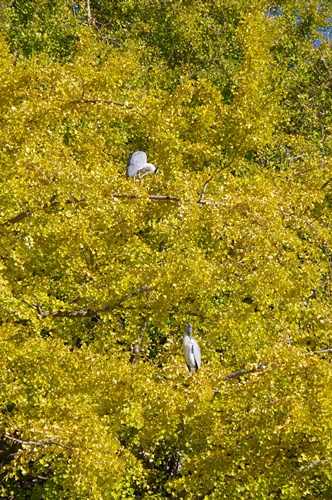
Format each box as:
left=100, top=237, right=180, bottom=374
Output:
left=139, top=314, right=149, bottom=341
left=217, top=137, right=246, bottom=174
left=30, top=286, right=152, bottom=318
left=321, top=177, right=332, bottom=190
left=242, top=211, right=268, bottom=231
left=1, top=193, right=223, bottom=228
left=320, top=57, right=332, bottom=79
left=86, top=0, right=92, bottom=26
left=0, top=319, right=30, bottom=326
left=69, top=99, right=133, bottom=109
left=225, top=362, right=265, bottom=380
left=198, top=175, right=214, bottom=202
left=112, top=193, right=180, bottom=202
left=130, top=313, right=150, bottom=363
left=2, top=197, right=84, bottom=227
left=225, top=348, right=332, bottom=381
left=3, top=210, right=32, bottom=226
left=130, top=343, right=141, bottom=363
left=70, top=0, right=76, bottom=17
left=112, top=193, right=222, bottom=206
left=4, top=434, right=71, bottom=450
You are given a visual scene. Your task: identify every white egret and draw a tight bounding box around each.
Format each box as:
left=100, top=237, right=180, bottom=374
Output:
left=126, top=151, right=158, bottom=180
left=183, top=323, right=201, bottom=372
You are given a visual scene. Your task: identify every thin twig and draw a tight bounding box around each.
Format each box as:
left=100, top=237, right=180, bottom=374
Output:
left=280, top=210, right=318, bottom=233
left=4, top=434, right=71, bottom=450
left=292, top=167, right=313, bottom=178
left=70, top=0, right=76, bottom=17
left=280, top=146, right=304, bottom=166
left=199, top=175, right=214, bottom=202
left=217, top=138, right=246, bottom=174
left=21, top=298, right=39, bottom=312
left=139, top=314, right=149, bottom=343
left=130, top=313, right=149, bottom=363
left=321, top=57, right=332, bottom=78
left=242, top=212, right=268, bottom=231
left=321, top=178, right=332, bottom=190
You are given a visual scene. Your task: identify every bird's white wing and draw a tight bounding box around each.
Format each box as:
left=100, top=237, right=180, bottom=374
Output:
left=192, top=338, right=201, bottom=370
left=127, top=151, right=147, bottom=168
left=126, top=151, right=147, bottom=178
left=183, top=335, right=194, bottom=370
left=183, top=334, right=201, bottom=372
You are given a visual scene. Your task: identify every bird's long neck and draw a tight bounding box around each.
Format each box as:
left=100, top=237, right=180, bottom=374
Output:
left=144, top=163, right=156, bottom=172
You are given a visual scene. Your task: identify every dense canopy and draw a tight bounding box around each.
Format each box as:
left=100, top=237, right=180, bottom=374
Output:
left=1, top=0, right=332, bottom=498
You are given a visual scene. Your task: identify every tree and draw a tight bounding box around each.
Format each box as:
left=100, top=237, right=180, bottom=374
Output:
left=1, top=0, right=332, bottom=497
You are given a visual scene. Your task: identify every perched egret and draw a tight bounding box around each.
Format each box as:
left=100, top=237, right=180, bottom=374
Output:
left=183, top=323, right=201, bottom=372
left=126, top=151, right=158, bottom=180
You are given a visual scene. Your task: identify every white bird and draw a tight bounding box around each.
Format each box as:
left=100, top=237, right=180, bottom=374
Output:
left=183, top=323, right=201, bottom=372
left=126, top=151, right=158, bottom=180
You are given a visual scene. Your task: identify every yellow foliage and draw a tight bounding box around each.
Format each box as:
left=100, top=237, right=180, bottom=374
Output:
left=1, top=1, right=332, bottom=498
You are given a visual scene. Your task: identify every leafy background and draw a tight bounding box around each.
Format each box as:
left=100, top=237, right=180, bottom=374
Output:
left=1, top=0, right=332, bottom=498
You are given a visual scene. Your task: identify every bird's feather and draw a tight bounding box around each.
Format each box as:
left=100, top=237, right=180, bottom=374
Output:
left=127, top=151, right=147, bottom=168
left=126, top=151, right=158, bottom=179
left=183, top=326, right=201, bottom=372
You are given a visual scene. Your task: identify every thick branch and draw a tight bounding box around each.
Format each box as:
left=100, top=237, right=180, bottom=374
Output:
left=112, top=193, right=222, bottom=206
left=2, top=193, right=223, bottom=228
left=130, top=343, right=141, bottom=363
left=69, top=99, right=133, bottom=109
left=31, top=286, right=152, bottom=318
left=225, top=348, right=332, bottom=381
left=225, top=362, right=265, bottom=380
left=313, top=348, right=332, bottom=354
left=2, top=197, right=84, bottom=227
left=198, top=199, right=222, bottom=206
left=86, top=0, right=92, bottom=25
left=4, top=434, right=71, bottom=450
left=113, top=193, right=180, bottom=202
left=0, top=319, right=29, bottom=326
left=3, top=210, right=32, bottom=226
